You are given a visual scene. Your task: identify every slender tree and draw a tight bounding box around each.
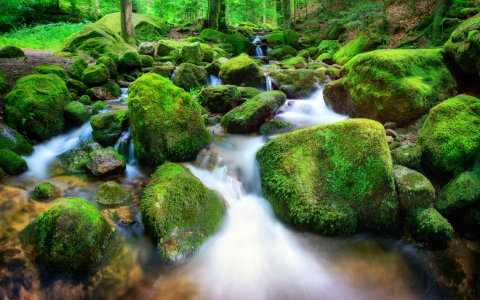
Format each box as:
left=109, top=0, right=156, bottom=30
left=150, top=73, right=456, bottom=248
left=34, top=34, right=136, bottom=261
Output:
left=121, top=0, right=136, bottom=45
left=216, top=0, right=228, bottom=33
left=208, top=0, right=218, bottom=28
left=283, top=0, right=291, bottom=29
left=275, top=0, right=283, bottom=26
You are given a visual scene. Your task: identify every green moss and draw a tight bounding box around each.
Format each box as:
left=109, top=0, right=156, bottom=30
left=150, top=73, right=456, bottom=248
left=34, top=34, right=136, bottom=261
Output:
left=173, top=63, right=208, bottom=91
left=33, top=182, right=55, bottom=198
left=333, top=29, right=386, bottom=65
left=199, top=29, right=255, bottom=55
left=218, top=56, right=265, bottom=87
left=205, top=58, right=228, bottom=76
left=90, top=111, right=127, bottom=146
left=69, top=57, right=88, bottom=80
left=325, top=67, right=341, bottom=80
left=128, top=73, right=211, bottom=166
left=0, top=124, right=34, bottom=156
left=0, top=149, right=27, bottom=174
left=256, top=119, right=399, bottom=235
left=0, top=46, right=25, bottom=58
left=296, top=50, right=310, bottom=60
left=92, top=101, right=109, bottom=114
left=261, top=33, right=286, bottom=47
left=269, top=69, right=327, bottom=98
left=436, top=171, right=480, bottom=215
left=82, top=64, right=110, bottom=86
left=141, top=162, right=226, bottom=260
left=179, top=42, right=204, bottom=64
left=237, top=86, right=260, bottom=99
left=32, top=64, right=68, bottom=82
left=157, top=40, right=177, bottom=56
left=64, top=101, right=91, bottom=126
left=268, top=45, right=297, bottom=59
left=141, top=55, right=153, bottom=67
left=96, top=56, right=117, bottom=78
left=4, top=74, right=70, bottom=141
left=259, top=119, right=292, bottom=135
left=284, top=29, right=299, bottom=48
left=328, top=26, right=345, bottom=40
left=392, top=144, right=422, bottom=170
left=150, top=66, right=174, bottom=78
left=281, top=56, right=307, bottom=69
left=79, top=95, right=92, bottom=105
left=0, top=72, right=9, bottom=93
left=221, top=91, right=286, bottom=133
left=119, top=51, right=142, bottom=70
left=212, top=47, right=231, bottom=59
left=198, top=85, right=239, bottom=114
left=67, top=79, right=88, bottom=93
left=95, top=181, right=130, bottom=206
left=393, top=165, right=435, bottom=211
left=23, top=197, right=114, bottom=274
left=86, top=146, right=126, bottom=176
left=199, top=43, right=214, bottom=63
left=405, top=208, right=453, bottom=247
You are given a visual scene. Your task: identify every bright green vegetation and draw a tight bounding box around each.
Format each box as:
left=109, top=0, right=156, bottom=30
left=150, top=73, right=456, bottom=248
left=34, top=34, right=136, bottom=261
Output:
left=238, top=87, right=260, bottom=99
left=199, top=29, right=255, bottom=55
left=173, top=63, right=208, bottom=91
left=333, top=30, right=386, bottom=65
left=0, top=149, right=28, bottom=174
left=82, top=64, right=110, bottom=86
left=95, top=181, right=130, bottom=206
left=418, top=95, right=480, bottom=176
left=79, top=95, right=92, bottom=105
left=436, top=171, right=480, bottom=215
left=199, top=43, right=214, bottom=62
left=218, top=55, right=265, bottom=87
left=392, top=144, right=422, bottom=170
left=128, top=73, right=211, bottom=166
left=4, top=74, right=70, bottom=141
left=141, top=162, right=226, bottom=260
left=284, top=29, right=299, bottom=48
left=32, top=64, right=68, bottom=82
left=64, top=101, right=91, bottom=126
left=317, top=53, right=333, bottom=64
left=0, top=124, right=34, bottom=156
left=0, top=45, right=25, bottom=58
left=268, top=69, right=327, bottom=98
left=33, top=182, right=55, bottom=198
left=205, top=57, right=229, bottom=76
left=261, top=33, right=286, bottom=47
left=281, top=56, right=307, bottom=69
left=96, top=56, right=117, bottom=78
left=405, top=208, right=453, bottom=247
left=23, top=197, right=113, bottom=274
left=393, top=165, right=435, bottom=211
left=256, top=119, right=399, bottom=235
left=90, top=111, right=127, bottom=146
left=268, top=45, right=297, bottom=59
left=221, top=91, right=286, bottom=133
left=119, top=51, right=142, bottom=70
left=198, top=85, right=239, bottom=114
left=259, top=119, right=293, bottom=135
left=69, top=57, right=88, bottom=80
left=141, top=55, right=153, bottom=67
left=92, top=101, right=109, bottom=114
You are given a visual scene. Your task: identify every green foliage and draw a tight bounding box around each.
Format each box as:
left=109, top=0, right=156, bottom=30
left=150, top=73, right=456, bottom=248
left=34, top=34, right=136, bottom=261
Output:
left=329, top=1, right=385, bottom=30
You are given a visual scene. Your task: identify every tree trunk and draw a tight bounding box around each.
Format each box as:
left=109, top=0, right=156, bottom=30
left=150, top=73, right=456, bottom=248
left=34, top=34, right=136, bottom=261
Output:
left=121, top=0, right=136, bottom=45
left=433, top=0, right=452, bottom=40
left=198, top=0, right=202, bottom=18
left=216, top=0, right=228, bottom=33
left=283, top=0, right=292, bottom=30
left=208, top=0, right=218, bottom=28
left=56, top=0, right=60, bottom=9
left=263, top=0, right=266, bottom=24
left=159, top=0, right=163, bottom=18
left=275, top=0, right=283, bottom=26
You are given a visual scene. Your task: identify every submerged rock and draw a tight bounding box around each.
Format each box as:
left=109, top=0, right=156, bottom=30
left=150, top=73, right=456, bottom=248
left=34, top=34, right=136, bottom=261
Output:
left=96, top=181, right=130, bottom=206
left=393, top=165, right=435, bottom=211
left=436, top=171, right=480, bottom=215
left=33, top=182, right=55, bottom=199
left=0, top=46, right=25, bottom=59
left=0, top=149, right=28, bottom=174
left=405, top=208, right=453, bottom=247
left=141, top=162, right=226, bottom=260
left=269, top=69, right=327, bottom=98
left=218, top=55, right=265, bottom=87
left=0, top=124, right=34, bottom=156
left=64, top=101, right=91, bottom=126
left=87, top=147, right=126, bottom=176
left=173, top=63, right=208, bottom=91
left=91, top=111, right=127, bottom=147
left=259, top=119, right=292, bottom=135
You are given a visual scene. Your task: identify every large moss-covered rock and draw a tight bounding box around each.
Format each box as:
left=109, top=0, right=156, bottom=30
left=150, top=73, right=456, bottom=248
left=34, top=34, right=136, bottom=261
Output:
left=96, top=56, right=117, bottom=78
left=173, top=63, right=208, bottom=91
left=205, top=57, right=228, bottom=76
left=180, top=43, right=204, bottom=64
left=218, top=56, right=265, bottom=87
left=119, top=51, right=142, bottom=70
left=64, top=101, right=91, bottom=126
left=198, top=85, right=239, bottom=113
left=58, top=23, right=128, bottom=57
left=200, top=43, right=214, bottom=62
left=418, top=95, right=480, bottom=175
left=393, top=165, right=435, bottom=211
left=4, top=74, right=70, bottom=141
left=284, top=29, right=299, bottom=49
left=69, top=57, right=88, bottom=80
left=268, top=69, right=327, bottom=98
left=268, top=45, right=297, bottom=60
left=82, top=64, right=110, bottom=86
left=436, top=171, right=480, bottom=215
left=405, top=208, right=453, bottom=247
left=128, top=73, right=211, bottom=166
left=392, top=144, right=422, bottom=170
left=92, top=101, right=109, bottom=114
left=260, top=33, right=286, bottom=47
left=325, top=49, right=458, bottom=127
left=138, top=42, right=155, bottom=55
left=32, top=64, right=68, bottom=82
left=157, top=40, right=177, bottom=56
left=67, top=79, right=88, bottom=93
left=141, top=55, right=153, bottom=67
left=33, top=182, right=55, bottom=198
left=22, top=197, right=113, bottom=274
left=259, top=119, right=292, bottom=135
left=79, top=95, right=92, bottom=105
left=221, top=91, right=286, bottom=133
left=87, top=146, right=126, bottom=176
left=150, top=65, right=174, bottom=78
left=0, top=124, right=34, bottom=156
left=333, top=30, right=385, bottom=65
left=0, top=46, right=25, bottom=58
left=141, top=162, right=226, bottom=260
left=0, top=149, right=28, bottom=174
left=256, top=119, right=399, bottom=235
left=90, top=111, right=127, bottom=146
left=238, top=86, right=260, bottom=99
left=199, top=29, right=255, bottom=55
left=95, top=181, right=130, bottom=206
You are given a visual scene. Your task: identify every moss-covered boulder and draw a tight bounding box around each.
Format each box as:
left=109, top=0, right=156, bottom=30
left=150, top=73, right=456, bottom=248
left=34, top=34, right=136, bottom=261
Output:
left=82, top=64, right=110, bottom=86
left=96, top=56, right=117, bottom=78
left=259, top=119, right=292, bottom=135
left=91, top=111, right=127, bottom=146
left=260, top=33, right=286, bottom=47
left=238, top=86, right=260, bottom=99
left=325, top=67, right=341, bottom=80
left=268, top=69, right=327, bottom=98
left=4, top=74, right=70, bottom=141
left=221, top=91, right=286, bottom=133
left=393, top=165, right=435, bottom=211
left=179, top=43, right=204, bottom=64
left=0, top=124, right=34, bottom=156
left=64, top=101, right=91, bottom=126
left=200, top=43, right=214, bottom=62
left=436, top=171, right=480, bottom=215
left=58, top=23, right=128, bottom=58
left=317, top=53, right=334, bottom=65
left=280, top=56, right=307, bottom=69
left=141, top=55, right=153, bottom=67
left=69, top=57, right=88, bottom=81
left=128, top=73, right=211, bottom=166
left=22, top=197, right=114, bottom=274
left=268, top=45, right=297, bottom=60
left=205, top=57, right=228, bottom=76
left=138, top=42, right=155, bottom=56
left=213, top=47, right=231, bottom=59
left=67, top=79, right=88, bottom=93
left=92, top=101, right=109, bottom=114
left=256, top=119, right=399, bottom=235
left=0, top=149, right=28, bottom=174
left=199, top=29, right=255, bottom=55
left=95, top=181, right=130, bottom=206
left=0, top=46, right=25, bottom=58
left=87, top=146, right=126, bottom=176
left=150, top=65, right=174, bottom=78
left=79, top=95, right=92, bottom=105
left=325, top=49, right=458, bottom=127
left=333, top=30, right=386, bottom=65
left=198, top=85, right=239, bottom=114
left=405, top=208, right=453, bottom=247
left=119, top=51, right=142, bottom=70
left=173, top=63, right=208, bottom=91
left=33, top=182, right=55, bottom=199
left=141, top=162, right=226, bottom=260
left=157, top=40, right=177, bottom=56
left=284, top=29, right=299, bottom=49
left=418, top=95, right=480, bottom=175
left=392, top=144, right=422, bottom=170
left=218, top=56, right=265, bottom=87
left=86, top=80, right=121, bottom=101
left=32, top=64, right=68, bottom=82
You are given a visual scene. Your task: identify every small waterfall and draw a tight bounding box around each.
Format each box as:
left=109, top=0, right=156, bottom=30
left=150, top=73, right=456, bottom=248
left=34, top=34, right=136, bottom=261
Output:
left=266, top=75, right=273, bottom=92
left=121, top=88, right=128, bottom=97
left=207, top=75, right=224, bottom=87
left=255, top=47, right=264, bottom=57
left=252, top=35, right=265, bottom=57
left=252, top=36, right=262, bottom=43
left=266, top=47, right=273, bottom=54
left=170, top=69, right=178, bottom=81
left=114, top=128, right=136, bottom=165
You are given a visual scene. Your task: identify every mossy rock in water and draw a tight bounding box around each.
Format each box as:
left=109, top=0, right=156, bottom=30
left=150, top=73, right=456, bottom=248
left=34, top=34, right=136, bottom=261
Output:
left=150, top=66, right=174, bottom=78
left=141, top=162, right=226, bottom=260
left=259, top=119, right=292, bottom=135
left=92, top=101, right=109, bottom=114
left=119, top=51, right=142, bottom=70
left=86, top=80, right=121, bottom=101
left=205, top=57, right=228, bottom=76
left=173, top=63, right=208, bottom=91
left=96, top=56, right=117, bottom=78
left=269, top=69, right=327, bottom=98
left=82, top=64, right=110, bottom=86
left=436, top=171, right=480, bottom=215
left=221, top=91, right=286, bottom=133
left=333, top=29, right=386, bottom=65
left=96, top=181, right=130, bottom=206
left=138, top=42, right=155, bottom=55
left=256, top=119, right=399, bottom=235
left=325, top=49, right=458, bottom=127
left=128, top=73, right=211, bottom=166
left=64, top=101, right=91, bottom=126
left=199, top=29, right=255, bottom=55
left=323, top=78, right=354, bottom=116
left=69, top=57, right=88, bottom=80
left=284, top=29, right=299, bottom=49
left=67, top=79, right=88, bottom=93
left=260, top=33, right=286, bottom=47
left=87, top=146, right=126, bottom=176
left=57, top=23, right=128, bottom=58
left=237, top=86, right=260, bottom=99
left=59, top=140, right=101, bottom=172
left=33, top=182, right=55, bottom=199
left=22, top=197, right=114, bottom=275
left=4, top=74, right=70, bottom=142
left=198, top=85, right=239, bottom=114
left=32, top=64, right=68, bottom=82
left=393, top=165, right=435, bottom=211
left=405, top=208, right=453, bottom=247
left=218, top=56, right=265, bottom=87
left=140, top=55, right=153, bottom=67
left=0, top=124, right=34, bottom=156
left=199, top=43, right=214, bottom=63
left=179, top=43, right=204, bottom=64
left=79, top=95, right=92, bottom=105
left=418, top=95, right=480, bottom=176
left=0, top=149, right=28, bottom=174
left=0, top=46, right=25, bottom=58
left=91, top=111, right=127, bottom=147
left=392, top=144, right=422, bottom=170
left=268, top=45, right=297, bottom=60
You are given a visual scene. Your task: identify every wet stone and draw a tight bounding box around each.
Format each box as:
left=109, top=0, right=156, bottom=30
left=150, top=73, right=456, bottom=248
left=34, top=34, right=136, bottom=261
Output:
left=7, top=258, right=25, bottom=272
